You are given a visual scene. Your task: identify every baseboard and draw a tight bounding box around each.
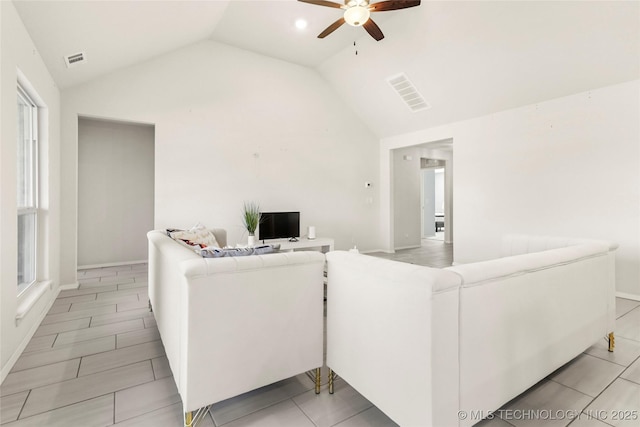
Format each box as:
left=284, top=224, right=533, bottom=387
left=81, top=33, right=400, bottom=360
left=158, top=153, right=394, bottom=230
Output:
left=60, top=282, right=79, bottom=291
left=1, top=283, right=63, bottom=384
left=359, top=248, right=394, bottom=254
left=616, top=291, right=640, bottom=302
left=394, top=245, right=421, bottom=251
left=78, top=260, right=147, bottom=270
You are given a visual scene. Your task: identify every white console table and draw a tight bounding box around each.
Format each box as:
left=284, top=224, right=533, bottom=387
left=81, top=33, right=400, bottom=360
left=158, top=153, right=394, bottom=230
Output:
left=272, top=237, right=334, bottom=253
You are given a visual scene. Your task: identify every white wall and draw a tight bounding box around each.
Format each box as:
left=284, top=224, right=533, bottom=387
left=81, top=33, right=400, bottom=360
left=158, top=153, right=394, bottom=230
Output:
left=78, top=118, right=154, bottom=267
left=1, top=2, right=61, bottom=380
left=382, top=80, right=640, bottom=299
left=393, top=147, right=421, bottom=249
left=61, top=40, right=380, bottom=282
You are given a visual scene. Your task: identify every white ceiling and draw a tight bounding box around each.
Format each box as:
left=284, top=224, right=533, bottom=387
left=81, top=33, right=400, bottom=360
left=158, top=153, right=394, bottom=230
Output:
left=12, top=0, right=398, bottom=89
left=12, top=0, right=640, bottom=137
left=320, top=1, right=640, bottom=136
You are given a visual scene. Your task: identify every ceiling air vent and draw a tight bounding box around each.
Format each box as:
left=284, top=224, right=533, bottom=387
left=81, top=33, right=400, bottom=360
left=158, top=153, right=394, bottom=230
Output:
left=386, top=73, right=431, bottom=113
left=64, top=52, right=87, bottom=68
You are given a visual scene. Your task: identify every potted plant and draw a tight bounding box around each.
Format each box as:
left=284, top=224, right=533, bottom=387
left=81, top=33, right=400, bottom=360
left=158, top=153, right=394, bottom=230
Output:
left=242, top=201, right=260, bottom=246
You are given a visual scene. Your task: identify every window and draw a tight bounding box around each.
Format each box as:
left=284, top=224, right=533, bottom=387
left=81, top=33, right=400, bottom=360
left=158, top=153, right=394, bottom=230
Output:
left=17, top=85, right=38, bottom=294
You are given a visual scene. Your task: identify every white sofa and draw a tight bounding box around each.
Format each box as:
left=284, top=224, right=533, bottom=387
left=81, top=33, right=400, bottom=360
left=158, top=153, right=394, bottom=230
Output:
left=147, top=229, right=326, bottom=426
left=326, top=235, right=617, bottom=427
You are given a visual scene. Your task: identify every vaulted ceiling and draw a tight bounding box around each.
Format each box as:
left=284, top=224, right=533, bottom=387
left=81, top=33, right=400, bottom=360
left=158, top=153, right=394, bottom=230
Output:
left=13, top=0, right=640, bottom=138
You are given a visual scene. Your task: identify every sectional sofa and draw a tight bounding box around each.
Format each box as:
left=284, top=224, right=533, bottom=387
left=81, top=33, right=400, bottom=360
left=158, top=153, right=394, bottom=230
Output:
left=326, top=235, right=617, bottom=427
left=147, top=229, right=326, bottom=427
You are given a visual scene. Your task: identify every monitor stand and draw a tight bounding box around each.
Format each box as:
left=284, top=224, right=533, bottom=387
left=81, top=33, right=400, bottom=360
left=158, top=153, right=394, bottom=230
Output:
left=288, top=237, right=299, bottom=242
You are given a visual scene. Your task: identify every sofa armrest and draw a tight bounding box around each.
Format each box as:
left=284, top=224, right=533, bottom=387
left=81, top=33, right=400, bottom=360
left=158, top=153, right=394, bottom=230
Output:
left=179, top=251, right=325, bottom=411
left=147, top=230, right=200, bottom=398
left=326, top=251, right=461, bottom=427
left=148, top=229, right=326, bottom=412
left=148, top=230, right=201, bottom=262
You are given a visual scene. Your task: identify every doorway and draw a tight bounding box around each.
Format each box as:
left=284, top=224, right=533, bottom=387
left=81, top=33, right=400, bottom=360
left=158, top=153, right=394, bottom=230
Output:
left=390, top=139, right=453, bottom=251
left=77, top=117, right=155, bottom=268
left=421, top=163, right=445, bottom=242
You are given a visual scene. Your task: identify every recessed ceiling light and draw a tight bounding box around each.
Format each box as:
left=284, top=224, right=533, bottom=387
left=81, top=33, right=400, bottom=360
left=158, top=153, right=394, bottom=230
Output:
left=295, top=19, right=308, bottom=30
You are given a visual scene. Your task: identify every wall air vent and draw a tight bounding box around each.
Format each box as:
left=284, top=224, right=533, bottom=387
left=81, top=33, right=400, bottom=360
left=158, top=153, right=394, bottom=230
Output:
left=386, top=73, right=431, bottom=113
left=64, top=52, right=87, bottom=68
left=421, top=158, right=445, bottom=168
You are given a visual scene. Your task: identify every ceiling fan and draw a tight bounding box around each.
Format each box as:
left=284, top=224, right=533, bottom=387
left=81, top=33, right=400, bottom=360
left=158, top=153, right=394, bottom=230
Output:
left=298, top=0, right=421, bottom=41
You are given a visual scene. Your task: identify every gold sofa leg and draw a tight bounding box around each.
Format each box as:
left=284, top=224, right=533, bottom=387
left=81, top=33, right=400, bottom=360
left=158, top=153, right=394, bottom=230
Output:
left=315, top=368, right=321, bottom=394
left=328, top=368, right=334, bottom=394
left=184, top=405, right=211, bottom=427
left=608, top=332, right=615, bottom=352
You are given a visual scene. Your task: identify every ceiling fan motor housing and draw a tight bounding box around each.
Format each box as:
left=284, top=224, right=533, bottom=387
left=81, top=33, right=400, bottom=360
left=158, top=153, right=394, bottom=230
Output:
left=346, top=0, right=370, bottom=6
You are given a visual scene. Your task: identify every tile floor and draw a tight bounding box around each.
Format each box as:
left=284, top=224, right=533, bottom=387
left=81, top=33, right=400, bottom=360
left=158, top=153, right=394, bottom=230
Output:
left=368, top=238, right=454, bottom=269
left=1, top=244, right=639, bottom=427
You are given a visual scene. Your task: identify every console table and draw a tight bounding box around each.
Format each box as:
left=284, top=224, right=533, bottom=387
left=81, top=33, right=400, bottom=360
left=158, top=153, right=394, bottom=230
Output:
left=275, top=237, right=334, bottom=253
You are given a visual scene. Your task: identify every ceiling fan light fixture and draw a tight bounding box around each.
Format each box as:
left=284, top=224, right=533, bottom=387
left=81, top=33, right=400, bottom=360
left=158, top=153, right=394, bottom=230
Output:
left=344, top=6, right=370, bottom=27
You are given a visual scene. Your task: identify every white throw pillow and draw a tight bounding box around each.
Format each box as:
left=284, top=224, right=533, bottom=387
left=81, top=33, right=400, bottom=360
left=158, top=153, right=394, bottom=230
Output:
left=169, top=223, right=220, bottom=249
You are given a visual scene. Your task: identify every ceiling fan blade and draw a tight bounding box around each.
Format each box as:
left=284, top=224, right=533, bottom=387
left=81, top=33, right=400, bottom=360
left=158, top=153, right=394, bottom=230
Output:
left=370, top=0, right=421, bottom=12
left=298, top=0, right=344, bottom=9
left=318, top=17, right=346, bottom=38
left=363, top=18, right=384, bottom=41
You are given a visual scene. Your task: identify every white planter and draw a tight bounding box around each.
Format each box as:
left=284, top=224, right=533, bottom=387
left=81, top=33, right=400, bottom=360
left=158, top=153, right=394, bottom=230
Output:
left=248, top=235, right=256, bottom=247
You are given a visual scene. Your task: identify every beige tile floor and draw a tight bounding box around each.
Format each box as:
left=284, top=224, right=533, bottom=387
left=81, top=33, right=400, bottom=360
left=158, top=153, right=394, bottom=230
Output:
left=1, top=244, right=639, bottom=427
